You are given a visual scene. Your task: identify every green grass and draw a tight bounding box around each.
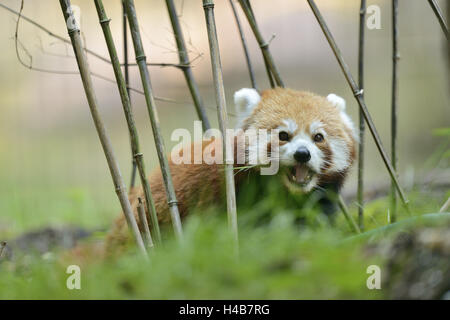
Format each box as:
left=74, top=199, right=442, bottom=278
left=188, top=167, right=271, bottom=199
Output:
left=0, top=214, right=384, bottom=299
left=1, top=191, right=448, bottom=299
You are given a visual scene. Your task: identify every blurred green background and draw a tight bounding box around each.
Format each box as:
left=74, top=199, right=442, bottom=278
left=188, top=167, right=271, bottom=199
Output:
left=0, top=0, right=448, bottom=238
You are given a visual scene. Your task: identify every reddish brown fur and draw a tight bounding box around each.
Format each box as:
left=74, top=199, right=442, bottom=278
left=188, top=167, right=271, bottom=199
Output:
left=104, top=88, right=356, bottom=255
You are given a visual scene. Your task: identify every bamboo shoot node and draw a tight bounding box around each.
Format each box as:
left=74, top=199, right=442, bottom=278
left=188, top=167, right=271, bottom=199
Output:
left=99, top=18, right=111, bottom=25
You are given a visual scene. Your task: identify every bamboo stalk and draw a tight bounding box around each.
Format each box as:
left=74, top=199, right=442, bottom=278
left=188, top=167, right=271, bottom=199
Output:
left=357, top=0, right=366, bottom=231
left=58, top=0, right=146, bottom=256
left=338, top=195, right=361, bottom=234
left=122, top=1, right=138, bottom=189
left=390, top=0, right=399, bottom=223
left=427, top=0, right=449, bottom=39
left=94, top=0, right=162, bottom=244
left=123, top=0, right=183, bottom=240
left=202, top=0, right=239, bottom=246
left=137, top=197, right=154, bottom=249
left=237, top=0, right=284, bottom=88
left=439, top=197, right=450, bottom=213
left=306, top=0, right=410, bottom=211
left=229, top=0, right=258, bottom=90
left=165, top=0, right=211, bottom=131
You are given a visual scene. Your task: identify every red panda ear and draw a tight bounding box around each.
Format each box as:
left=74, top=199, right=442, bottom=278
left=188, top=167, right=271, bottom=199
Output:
left=234, top=88, right=261, bottom=128
left=326, top=93, right=346, bottom=111
left=327, top=93, right=358, bottom=141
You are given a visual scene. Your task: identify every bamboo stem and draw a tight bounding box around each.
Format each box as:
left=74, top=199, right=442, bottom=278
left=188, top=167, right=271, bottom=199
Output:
left=307, top=0, right=410, bottom=212
left=58, top=0, right=146, bottom=256
left=357, top=0, right=366, bottom=231
left=338, top=195, right=361, bottom=234
left=237, top=0, right=284, bottom=88
left=94, top=0, right=162, bottom=244
left=122, top=2, right=138, bottom=189
left=138, top=197, right=154, bottom=249
left=165, top=0, right=211, bottom=131
left=123, top=0, right=183, bottom=241
left=202, top=0, right=239, bottom=246
left=427, top=0, right=449, bottom=39
left=439, top=197, right=450, bottom=213
left=229, top=0, right=258, bottom=90
left=390, top=0, right=399, bottom=223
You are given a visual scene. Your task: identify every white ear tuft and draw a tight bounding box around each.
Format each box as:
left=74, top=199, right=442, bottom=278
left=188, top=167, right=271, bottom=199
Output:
left=234, top=88, right=261, bottom=115
left=327, top=93, right=358, bottom=141
left=327, top=93, right=346, bottom=112
left=234, top=88, right=261, bottom=128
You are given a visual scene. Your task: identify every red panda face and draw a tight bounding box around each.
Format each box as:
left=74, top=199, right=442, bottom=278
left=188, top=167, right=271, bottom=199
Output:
left=234, top=88, right=357, bottom=193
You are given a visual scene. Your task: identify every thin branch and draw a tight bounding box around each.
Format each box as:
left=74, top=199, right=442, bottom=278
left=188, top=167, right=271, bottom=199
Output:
left=165, top=0, right=211, bottom=131
left=94, top=0, right=162, bottom=244
left=123, top=0, right=183, bottom=241
left=10, top=2, right=178, bottom=104
left=306, top=0, right=410, bottom=212
left=229, top=0, right=258, bottom=90
left=122, top=2, right=138, bottom=190
left=427, top=0, right=449, bottom=39
left=357, top=0, right=366, bottom=231
left=237, top=0, right=283, bottom=88
left=203, top=0, right=239, bottom=248
left=137, top=197, right=154, bottom=249
left=439, top=197, right=450, bottom=213
left=390, top=0, right=400, bottom=223
left=338, top=195, right=361, bottom=234
left=0, top=2, right=192, bottom=68
left=58, top=0, right=146, bottom=256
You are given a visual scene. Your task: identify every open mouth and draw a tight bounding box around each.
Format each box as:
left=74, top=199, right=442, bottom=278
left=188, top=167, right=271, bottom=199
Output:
left=286, top=164, right=316, bottom=187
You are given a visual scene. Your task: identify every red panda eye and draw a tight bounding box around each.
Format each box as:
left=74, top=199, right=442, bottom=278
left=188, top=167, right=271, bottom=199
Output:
left=313, top=133, right=324, bottom=142
left=279, top=131, right=290, bottom=141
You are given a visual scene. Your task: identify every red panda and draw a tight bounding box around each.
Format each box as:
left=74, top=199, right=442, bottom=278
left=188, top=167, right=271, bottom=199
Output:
left=104, top=88, right=357, bottom=255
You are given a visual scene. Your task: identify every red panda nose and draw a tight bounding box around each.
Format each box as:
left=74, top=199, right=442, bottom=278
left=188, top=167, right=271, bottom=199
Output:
left=294, top=147, right=311, bottom=163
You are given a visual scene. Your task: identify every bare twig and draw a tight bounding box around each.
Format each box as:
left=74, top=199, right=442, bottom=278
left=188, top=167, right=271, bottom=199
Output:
left=203, top=0, right=239, bottom=247
left=229, top=0, right=258, bottom=90
left=338, top=195, right=361, bottom=234
left=357, top=0, right=366, bottom=231
left=137, top=197, right=154, bottom=249
left=10, top=2, right=177, bottom=103
left=427, top=0, right=449, bottom=39
left=440, top=197, right=450, bottom=213
left=123, top=0, right=183, bottom=241
left=122, top=2, right=138, bottom=190
left=94, top=0, right=162, bottom=244
left=307, top=0, right=410, bottom=212
left=58, top=0, right=146, bottom=256
left=0, top=2, right=191, bottom=68
left=165, top=0, right=211, bottom=131
left=237, top=0, right=284, bottom=88
left=390, top=0, right=400, bottom=223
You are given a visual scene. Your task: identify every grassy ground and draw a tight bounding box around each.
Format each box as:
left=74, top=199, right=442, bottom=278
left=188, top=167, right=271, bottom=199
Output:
left=0, top=187, right=448, bottom=299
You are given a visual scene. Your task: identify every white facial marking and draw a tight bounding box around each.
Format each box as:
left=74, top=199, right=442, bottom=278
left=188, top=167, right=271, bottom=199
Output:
left=278, top=130, right=324, bottom=173
left=328, top=138, right=350, bottom=172
left=310, top=120, right=327, bottom=138
left=281, top=119, right=298, bottom=133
